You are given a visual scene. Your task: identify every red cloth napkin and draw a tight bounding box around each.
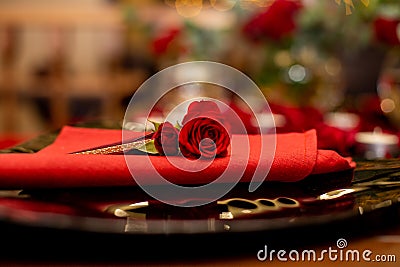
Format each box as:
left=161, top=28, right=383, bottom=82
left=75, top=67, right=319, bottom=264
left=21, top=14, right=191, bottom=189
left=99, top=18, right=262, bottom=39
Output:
left=0, top=135, right=31, bottom=149
left=0, top=126, right=355, bottom=189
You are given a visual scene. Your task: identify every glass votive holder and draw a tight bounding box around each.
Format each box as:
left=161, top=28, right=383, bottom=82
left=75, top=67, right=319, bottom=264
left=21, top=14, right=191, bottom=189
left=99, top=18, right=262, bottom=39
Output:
left=354, top=127, right=399, bottom=159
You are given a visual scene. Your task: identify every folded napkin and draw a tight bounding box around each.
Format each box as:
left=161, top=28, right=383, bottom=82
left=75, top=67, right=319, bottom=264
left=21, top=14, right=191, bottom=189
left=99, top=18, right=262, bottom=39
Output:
left=0, top=126, right=355, bottom=189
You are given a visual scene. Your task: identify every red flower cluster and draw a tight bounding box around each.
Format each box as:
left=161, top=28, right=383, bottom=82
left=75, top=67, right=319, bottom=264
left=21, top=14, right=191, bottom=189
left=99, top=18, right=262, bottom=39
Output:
left=373, top=17, right=400, bottom=46
left=151, top=27, right=182, bottom=56
left=152, top=101, right=231, bottom=159
left=242, top=0, right=303, bottom=42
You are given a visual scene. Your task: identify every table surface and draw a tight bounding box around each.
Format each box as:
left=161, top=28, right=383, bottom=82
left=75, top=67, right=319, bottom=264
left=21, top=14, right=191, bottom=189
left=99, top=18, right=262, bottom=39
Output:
left=1, top=226, right=400, bottom=266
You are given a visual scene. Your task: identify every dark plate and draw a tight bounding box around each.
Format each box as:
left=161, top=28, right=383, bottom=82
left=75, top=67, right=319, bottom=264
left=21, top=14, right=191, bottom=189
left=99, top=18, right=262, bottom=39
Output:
left=1, top=125, right=400, bottom=262
left=0, top=162, right=398, bottom=235
left=0, top=161, right=399, bottom=260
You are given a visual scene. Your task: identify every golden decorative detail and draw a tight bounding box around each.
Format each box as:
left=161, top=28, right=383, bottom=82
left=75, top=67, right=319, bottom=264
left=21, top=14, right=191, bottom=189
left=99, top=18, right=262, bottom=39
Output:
left=73, top=139, right=152, bottom=155
left=335, top=0, right=370, bottom=15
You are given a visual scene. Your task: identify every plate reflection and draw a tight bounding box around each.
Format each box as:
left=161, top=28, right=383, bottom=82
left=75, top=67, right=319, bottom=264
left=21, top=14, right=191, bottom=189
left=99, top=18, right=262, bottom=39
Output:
left=0, top=161, right=400, bottom=235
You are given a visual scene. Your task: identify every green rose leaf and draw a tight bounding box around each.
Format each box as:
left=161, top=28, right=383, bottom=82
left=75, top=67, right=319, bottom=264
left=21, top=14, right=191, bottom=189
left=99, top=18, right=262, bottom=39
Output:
left=175, top=121, right=182, bottom=130
left=136, top=139, right=159, bottom=154
left=147, top=119, right=161, bottom=132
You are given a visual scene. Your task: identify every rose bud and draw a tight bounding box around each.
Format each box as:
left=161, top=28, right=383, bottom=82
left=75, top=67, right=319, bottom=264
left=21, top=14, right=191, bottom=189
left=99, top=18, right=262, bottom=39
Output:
left=153, top=122, right=180, bottom=156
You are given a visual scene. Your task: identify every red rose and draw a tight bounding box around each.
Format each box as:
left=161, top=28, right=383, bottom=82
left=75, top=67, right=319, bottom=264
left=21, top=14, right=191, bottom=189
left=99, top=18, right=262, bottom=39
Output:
left=179, top=117, right=230, bottom=159
left=179, top=100, right=230, bottom=159
left=242, top=0, right=303, bottom=42
left=373, top=17, right=400, bottom=46
left=182, top=100, right=224, bottom=125
left=153, top=122, right=179, bottom=156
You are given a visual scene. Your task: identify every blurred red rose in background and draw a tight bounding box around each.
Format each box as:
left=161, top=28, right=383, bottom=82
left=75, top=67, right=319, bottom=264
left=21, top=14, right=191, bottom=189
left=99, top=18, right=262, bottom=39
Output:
left=242, top=0, right=303, bottom=42
left=373, top=17, right=400, bottom=46
left=151, top=27, right=182, bottom=55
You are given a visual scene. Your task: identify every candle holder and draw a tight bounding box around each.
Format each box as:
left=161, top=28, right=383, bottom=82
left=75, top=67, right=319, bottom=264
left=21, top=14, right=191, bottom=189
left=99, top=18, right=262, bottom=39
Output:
left=354, top=127, right=399, bottom=160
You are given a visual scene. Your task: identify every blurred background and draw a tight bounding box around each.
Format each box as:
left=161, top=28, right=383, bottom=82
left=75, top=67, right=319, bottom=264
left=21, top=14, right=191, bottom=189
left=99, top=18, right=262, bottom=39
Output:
left=1, top=0, right=400, bottom=153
